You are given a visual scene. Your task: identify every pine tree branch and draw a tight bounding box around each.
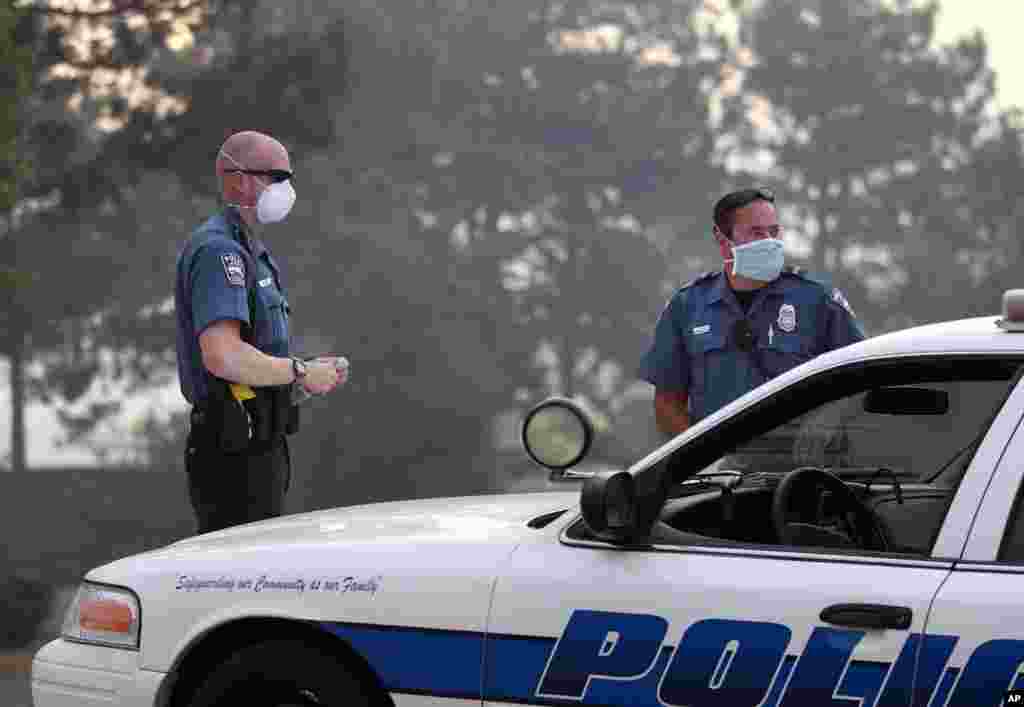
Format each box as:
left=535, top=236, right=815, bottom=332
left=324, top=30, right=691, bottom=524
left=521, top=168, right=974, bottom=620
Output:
left=27, top=0, right=203, bottom=21
left=57, top=52, right=148, bottom=70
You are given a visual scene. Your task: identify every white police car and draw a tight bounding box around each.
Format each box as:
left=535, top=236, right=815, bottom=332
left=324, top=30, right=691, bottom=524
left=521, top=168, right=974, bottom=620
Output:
left=32, top=291, right=1024, bottom=707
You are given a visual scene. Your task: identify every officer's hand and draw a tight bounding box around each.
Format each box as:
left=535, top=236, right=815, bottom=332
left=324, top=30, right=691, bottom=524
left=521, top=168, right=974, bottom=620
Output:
left=333, top=356, right=350, bottom=388
left=302, top=359, right=340, bottom=395
left=325, top=354, right=354, bottom=387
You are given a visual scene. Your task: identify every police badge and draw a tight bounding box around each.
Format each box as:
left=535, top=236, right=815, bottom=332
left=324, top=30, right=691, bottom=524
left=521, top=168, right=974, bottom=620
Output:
left=777, top=303, right=796, bottom=332
left=221, top=253, right=246, bottom=287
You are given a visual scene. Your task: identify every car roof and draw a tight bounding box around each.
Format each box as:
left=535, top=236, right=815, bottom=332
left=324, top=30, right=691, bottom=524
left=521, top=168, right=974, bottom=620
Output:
left=865, top=315, right=1024, bottom=351
left=777, top=314, right=1024, bottom=397
left=818, top=315, right=1024, bottom=366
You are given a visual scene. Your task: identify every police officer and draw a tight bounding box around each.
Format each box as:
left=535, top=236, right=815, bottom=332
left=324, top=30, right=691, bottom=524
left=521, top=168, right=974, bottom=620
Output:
left=175, top=130, right=347, bottom=534
left=639, top=188, right=865, bottom=438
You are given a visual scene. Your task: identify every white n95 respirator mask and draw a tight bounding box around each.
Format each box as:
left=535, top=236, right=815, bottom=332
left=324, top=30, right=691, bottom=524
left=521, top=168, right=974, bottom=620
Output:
left=256, top=180, right=296, bottom=224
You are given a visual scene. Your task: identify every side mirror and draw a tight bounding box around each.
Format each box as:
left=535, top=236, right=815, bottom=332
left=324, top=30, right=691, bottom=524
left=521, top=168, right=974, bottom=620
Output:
left=580, top=470, right=642, bottom=543
left=521, top=397, right=594, bottom=471
left=863, top=387, right=950, bottom=416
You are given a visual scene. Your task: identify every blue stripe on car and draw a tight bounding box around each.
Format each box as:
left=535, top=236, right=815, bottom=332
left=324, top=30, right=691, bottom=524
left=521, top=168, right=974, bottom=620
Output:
left=319, top=618, right=1022, bottom=707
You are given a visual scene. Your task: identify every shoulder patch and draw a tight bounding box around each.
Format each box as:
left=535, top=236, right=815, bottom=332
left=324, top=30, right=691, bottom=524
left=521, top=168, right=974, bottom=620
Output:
left=221, top=253, right=246, bottom=287
left=782, top=266, right=833, bottom=291
left=782, top=265, right=821, bottom=283
left=831, top=287, right=855, bottom=316
left=680, top=271, right=717, bottom=290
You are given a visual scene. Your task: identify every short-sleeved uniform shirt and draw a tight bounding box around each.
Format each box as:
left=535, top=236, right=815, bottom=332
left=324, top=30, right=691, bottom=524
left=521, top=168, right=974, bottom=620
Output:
left=638, top=269, right=865, bottom=424
left=175, top=208, right=291, bottom=405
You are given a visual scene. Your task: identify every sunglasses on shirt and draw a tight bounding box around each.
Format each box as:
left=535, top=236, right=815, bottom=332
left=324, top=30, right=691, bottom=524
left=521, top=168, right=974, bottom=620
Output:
left=733, top=319, right=757, bottom=352
left=224, top=169, right=294, bottom=184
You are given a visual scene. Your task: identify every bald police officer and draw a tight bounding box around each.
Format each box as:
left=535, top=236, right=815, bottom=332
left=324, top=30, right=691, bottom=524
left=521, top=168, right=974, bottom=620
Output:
left=639, top=188, right=865, bottom=438
left=175, top=130, right=347, bottom=534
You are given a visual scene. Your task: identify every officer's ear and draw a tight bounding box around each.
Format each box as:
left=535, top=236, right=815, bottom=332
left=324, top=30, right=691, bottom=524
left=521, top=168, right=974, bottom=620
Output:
left=221, top=170, right=252, bottom=201
left=713, top=226, right=734, bottom=260
left=218, top=169, right=238, bottom=191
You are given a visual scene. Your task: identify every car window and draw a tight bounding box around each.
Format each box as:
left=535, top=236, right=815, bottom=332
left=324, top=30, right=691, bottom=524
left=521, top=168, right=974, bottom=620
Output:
left=719, top=379, right=1008, bottom=486
left=653, top=356, right=1021, bottom=556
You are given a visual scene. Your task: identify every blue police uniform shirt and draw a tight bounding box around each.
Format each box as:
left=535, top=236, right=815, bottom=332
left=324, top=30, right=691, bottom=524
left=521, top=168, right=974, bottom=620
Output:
left=175, top=207, right=291, bottom=405
left=638, top=269, right=865, bottom=424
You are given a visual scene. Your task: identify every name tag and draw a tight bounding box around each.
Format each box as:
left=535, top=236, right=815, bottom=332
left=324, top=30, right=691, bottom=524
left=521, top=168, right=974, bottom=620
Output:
left=258, top=277, right=273, bottom=288
left=692, top=324, right=711, bottom=335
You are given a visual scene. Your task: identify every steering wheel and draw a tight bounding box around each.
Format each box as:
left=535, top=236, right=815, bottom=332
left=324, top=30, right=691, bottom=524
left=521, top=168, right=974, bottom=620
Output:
left=771, top=467, right=889, bottom=551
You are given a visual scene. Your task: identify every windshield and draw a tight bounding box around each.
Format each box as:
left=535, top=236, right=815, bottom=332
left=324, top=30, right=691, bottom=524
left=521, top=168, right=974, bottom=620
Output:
left=691, top=378, right=1014, bottom=488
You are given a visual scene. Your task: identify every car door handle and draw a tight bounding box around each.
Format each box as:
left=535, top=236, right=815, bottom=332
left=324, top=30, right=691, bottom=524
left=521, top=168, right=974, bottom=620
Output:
left=820, top=603, right=912, bottom=630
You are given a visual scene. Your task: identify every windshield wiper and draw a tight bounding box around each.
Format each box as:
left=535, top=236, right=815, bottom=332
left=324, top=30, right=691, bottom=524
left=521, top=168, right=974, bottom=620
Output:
left=527, top=509, right=568, bottom=529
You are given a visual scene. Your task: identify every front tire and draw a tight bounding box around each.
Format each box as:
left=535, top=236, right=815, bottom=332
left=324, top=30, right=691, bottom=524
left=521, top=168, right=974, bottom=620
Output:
left=187, top=638, right=375, bottom=707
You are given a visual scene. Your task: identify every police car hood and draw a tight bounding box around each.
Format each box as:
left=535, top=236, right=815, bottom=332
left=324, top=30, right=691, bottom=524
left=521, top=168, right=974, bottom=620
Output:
left=138, top=492, right=577, bottom=558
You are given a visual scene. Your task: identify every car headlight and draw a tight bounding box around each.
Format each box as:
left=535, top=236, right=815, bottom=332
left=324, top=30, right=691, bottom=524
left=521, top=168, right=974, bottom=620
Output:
left=61, top=581, right=141, bottom=650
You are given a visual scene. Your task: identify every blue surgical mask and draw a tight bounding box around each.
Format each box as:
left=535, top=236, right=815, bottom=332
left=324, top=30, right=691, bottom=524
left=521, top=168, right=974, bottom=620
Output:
left=727, top=238, right=784, bottom=282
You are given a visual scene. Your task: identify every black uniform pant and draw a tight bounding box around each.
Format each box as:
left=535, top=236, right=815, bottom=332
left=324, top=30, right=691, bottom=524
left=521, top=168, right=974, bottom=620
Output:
left=185, top=426, right=291, bottom=535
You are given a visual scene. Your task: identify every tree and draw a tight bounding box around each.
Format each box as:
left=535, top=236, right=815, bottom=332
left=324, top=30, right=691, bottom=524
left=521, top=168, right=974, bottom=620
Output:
left=894, top=111, right=1024, bottom=327
left=133, top=0, right=712, bottom=502
left=0, top=1, right=33, bottom=212
left=0, top=1, right=36, bottom=471
left=724, top=0, right=1009, bottom=334
left=2, top=1, right=213, bottom=471
left=1, top=1, right=348, bottom=469
left=8, top=0, right=726, bottom=506
left=356, top=0, right=731, bottom=445
left=264, top=0, right=740, bottom=499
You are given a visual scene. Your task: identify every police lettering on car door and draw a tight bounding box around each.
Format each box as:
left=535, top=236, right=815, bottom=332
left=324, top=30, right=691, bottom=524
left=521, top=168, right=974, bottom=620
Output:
left=522, top=610, right=1024, bottom=707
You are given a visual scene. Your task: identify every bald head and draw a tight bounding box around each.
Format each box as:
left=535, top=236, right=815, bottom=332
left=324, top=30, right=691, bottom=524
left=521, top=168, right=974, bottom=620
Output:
left=216, top=131, right=291, bottom=178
